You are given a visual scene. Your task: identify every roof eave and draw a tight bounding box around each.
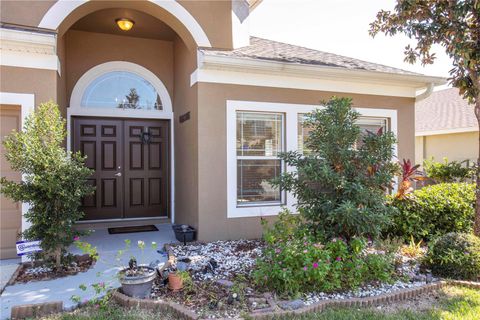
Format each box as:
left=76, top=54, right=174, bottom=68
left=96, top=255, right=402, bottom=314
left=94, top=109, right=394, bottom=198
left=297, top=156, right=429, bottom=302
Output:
left=198, top=52, right=447, bottom=89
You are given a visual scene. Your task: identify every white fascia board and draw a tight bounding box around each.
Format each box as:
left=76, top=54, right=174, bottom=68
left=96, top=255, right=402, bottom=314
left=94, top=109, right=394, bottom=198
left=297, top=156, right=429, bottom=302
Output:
left=193, top=52, right=447, bottom=97
left=1, top=50, right=59, bottom=71
left=193, top=67, right=417, bottom=97
left=0, top=27, right=59, bottom=72
left=416, top=127, right=479, bottom=136
left=0, top=28, right=56, bottom=46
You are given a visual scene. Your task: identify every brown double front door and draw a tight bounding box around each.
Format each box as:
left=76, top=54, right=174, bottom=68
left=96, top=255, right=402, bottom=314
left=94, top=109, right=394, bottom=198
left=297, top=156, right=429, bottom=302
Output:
left=73, top=117, right=169, bottom=220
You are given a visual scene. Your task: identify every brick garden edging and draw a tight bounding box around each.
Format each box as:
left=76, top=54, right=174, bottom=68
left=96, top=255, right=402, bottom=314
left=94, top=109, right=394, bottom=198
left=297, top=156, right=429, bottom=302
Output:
left=10, top=301, right=63, bottom=320
left=109, top=280, right=480, bottom=320
left=9, top=279, right=479, bottom=319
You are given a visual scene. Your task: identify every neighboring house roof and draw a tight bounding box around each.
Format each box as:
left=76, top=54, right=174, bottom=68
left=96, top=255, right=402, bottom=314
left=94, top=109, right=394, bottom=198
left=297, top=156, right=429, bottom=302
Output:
left=416, top=87, right=478, bottom=135
left=201, top=36, right=420, bottom=76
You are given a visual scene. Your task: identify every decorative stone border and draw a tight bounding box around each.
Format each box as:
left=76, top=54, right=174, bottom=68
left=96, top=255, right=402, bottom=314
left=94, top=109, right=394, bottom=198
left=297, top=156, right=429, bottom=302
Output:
left=10, top=301, right=63, bottom=320
left=110, top=280, right=480, bottom=320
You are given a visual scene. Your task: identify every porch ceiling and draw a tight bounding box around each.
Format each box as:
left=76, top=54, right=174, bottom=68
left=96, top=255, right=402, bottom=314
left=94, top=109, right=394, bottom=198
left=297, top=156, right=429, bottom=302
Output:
left=70, top=8, right=177, bottom=41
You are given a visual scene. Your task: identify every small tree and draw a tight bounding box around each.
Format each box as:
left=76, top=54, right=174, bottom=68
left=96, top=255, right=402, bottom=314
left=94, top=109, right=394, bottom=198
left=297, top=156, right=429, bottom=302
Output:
left=274, top=97, right=397, bottom=241
left=369, top=0, right=480, bottom=235
left=0, top=102, right=94, bottom=269
left=118, top=88, right=140, bottom=109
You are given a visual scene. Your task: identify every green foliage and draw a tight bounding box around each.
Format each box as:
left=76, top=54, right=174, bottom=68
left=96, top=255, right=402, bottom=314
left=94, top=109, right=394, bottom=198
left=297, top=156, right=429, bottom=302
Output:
left=273, top=97, right=397, bottom=241
left=423, top=158, right=475, bottom=183
left=254, top=212, right=395, bottom=296
left=0, top=102, right=94, bottom=268
left=388, top=183, right=475, bottom=241
left=369, top=0, right=480, bottom=105
left=369, top=0, right=480, bottom=237
left=424, top=232, right=480, bottom=280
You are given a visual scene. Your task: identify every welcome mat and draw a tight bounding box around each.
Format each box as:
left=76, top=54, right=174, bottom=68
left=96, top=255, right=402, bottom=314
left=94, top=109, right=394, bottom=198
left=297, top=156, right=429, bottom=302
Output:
left=108, top=225, right=159, bottom=234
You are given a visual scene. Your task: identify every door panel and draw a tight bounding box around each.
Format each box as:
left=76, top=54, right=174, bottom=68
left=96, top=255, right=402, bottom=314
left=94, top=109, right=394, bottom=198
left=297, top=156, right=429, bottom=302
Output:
left=73, top=117, right=169, bottom=220
left=124, top=120, right=168, bottom=218
left=73, top=118, right=123, bottom=220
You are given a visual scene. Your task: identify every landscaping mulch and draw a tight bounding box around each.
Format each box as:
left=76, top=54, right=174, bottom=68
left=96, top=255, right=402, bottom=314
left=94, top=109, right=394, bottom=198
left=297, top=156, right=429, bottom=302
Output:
left=12, top=254, right=95, bottom=284
left=145, top=239, right=441, bottom=318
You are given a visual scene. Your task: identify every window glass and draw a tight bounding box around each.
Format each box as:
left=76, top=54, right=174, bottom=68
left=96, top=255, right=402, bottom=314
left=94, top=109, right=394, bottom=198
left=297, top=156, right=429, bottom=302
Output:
left=236, top=112, right=284, bottom=206
left=357, top=117, right=388, bottom=135
left=297, top=113, right=313, bottom=155
left=237, top=159, right=282, bottom=204
left=81, top=71, right=162, bottom=110
left=297, top=114, right=389, bottom=152
left=236, top=112, right=283, bottom=157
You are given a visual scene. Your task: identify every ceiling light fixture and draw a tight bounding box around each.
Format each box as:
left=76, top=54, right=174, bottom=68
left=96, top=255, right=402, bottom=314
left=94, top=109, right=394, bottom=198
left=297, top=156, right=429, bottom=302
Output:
left=116, top=18, right=134, bottom=31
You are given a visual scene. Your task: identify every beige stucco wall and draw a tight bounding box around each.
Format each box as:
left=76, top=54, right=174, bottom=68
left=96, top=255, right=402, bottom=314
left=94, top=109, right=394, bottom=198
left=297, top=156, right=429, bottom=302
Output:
left=0, top=66, right=57, bottom=106
left=416, top=131, right=478, bottom=166
left=196, top=83, right=416, bottom=241
left=0, top=0, right=235, bottom=49
left=65, top=30, right=174, bottom=102
left=172, top=36, right=199, bottom=229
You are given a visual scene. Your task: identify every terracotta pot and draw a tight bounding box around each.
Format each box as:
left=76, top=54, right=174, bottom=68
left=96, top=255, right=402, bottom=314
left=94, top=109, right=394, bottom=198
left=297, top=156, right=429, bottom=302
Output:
left=168, top=272, right=183, bottom=291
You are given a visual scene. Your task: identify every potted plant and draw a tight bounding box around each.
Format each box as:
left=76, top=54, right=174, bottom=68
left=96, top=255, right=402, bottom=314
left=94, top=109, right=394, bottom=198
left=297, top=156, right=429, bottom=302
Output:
left=115, top=240, right=159, bottom=299
left=168, top=269, right=192, bottom=291
left=118, top=257, right=157, bottom=298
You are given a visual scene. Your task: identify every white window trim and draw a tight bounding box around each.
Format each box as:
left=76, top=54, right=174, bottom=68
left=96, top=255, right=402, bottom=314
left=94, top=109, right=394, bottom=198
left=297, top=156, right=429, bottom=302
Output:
left=0, top=92, right=35, bottom=261
left=226, top=100, right=398, bottom=219
left=68, top=61, right=175, bottom=224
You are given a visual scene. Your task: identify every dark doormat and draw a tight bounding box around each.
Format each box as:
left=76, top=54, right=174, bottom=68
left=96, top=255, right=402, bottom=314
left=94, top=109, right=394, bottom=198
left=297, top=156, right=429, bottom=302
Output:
left=108, top=225, right=159, bottom=234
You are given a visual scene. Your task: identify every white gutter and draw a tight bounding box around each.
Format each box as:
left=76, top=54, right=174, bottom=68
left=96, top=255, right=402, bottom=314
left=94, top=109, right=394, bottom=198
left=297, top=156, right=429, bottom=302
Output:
left=415, top=82, right=435, bottom=102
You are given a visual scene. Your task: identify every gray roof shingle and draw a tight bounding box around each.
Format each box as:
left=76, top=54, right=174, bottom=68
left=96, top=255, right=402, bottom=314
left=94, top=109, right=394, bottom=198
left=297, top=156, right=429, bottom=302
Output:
left=416, top=88, right=478, bottom=133
left=201, top=37, right=420, bottom=75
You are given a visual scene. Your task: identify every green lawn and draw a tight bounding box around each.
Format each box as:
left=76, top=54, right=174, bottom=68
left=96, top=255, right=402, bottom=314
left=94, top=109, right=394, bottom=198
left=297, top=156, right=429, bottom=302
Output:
left=39, top=286, right=479, bottom=320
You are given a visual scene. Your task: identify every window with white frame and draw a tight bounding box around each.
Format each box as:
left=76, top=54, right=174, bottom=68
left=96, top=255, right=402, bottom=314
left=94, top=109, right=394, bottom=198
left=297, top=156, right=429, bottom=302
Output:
left=297, top=114, right=389, bottom=152
left=236, top=112, right=284, bottom=206
left=227, top=101, right=397, bottom=218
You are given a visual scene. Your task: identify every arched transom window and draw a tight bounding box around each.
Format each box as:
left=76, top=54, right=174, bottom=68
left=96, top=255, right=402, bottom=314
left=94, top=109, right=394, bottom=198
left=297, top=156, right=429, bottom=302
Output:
left=81, top=71, right=162, bottom=110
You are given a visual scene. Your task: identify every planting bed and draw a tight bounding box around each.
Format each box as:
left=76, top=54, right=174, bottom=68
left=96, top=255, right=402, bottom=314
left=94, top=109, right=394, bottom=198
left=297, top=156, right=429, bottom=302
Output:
left=145, top=240, right=436, bottom=319
left=11, top=254, right=95, bottom=284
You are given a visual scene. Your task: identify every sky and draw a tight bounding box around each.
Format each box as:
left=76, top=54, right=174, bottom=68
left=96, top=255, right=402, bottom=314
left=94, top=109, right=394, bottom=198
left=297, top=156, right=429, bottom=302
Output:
left=249, top=0, right=453, bottom=83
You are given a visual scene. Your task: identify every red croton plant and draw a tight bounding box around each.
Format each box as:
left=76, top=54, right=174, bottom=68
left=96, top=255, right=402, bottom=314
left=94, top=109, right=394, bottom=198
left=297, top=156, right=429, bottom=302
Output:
left=395, top=159, right=427, bottom=200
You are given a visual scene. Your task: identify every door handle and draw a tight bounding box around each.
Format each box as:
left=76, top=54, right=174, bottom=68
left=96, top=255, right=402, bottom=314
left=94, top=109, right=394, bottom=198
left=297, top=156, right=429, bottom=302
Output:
left=115, top=172, right=122, bottom=177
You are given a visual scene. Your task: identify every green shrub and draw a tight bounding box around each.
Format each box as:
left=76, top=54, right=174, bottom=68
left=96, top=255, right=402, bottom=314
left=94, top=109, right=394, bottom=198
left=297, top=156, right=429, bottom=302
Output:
left=423, top=158, right=476, bottom=183
left=0, top=102, right=94, bottom=269
left=254, top=211, right=395, bottom=296
left=388, top=183, right=475, bottom=241
left=424, top=232, right=480, bottom=280
left=273, top=97, right=397, bottom=241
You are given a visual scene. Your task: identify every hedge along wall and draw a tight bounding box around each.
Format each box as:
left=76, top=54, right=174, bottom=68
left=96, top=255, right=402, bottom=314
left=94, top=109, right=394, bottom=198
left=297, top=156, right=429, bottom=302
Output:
left=388, top=183, right=475, bottom=241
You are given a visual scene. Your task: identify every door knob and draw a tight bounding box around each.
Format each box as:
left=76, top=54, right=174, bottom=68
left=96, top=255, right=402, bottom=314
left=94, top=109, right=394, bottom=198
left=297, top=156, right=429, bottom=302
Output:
left=115, top=172, right=122, bottom=177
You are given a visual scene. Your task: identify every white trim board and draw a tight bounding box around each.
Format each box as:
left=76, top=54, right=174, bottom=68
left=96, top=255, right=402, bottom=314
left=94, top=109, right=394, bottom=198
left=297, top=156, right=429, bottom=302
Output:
left=38, top=0, right=211, bottom=47
left=226, top=100, right=398, bottom=218
left=192, top=68, right=418, bottom=98
left=192, top=52, right=446, bottom=98
left=0, top=28, right=59, bottom=72
left=0, top=92, right=35, bottom=262
left=68, top=61, right=175, bottom=224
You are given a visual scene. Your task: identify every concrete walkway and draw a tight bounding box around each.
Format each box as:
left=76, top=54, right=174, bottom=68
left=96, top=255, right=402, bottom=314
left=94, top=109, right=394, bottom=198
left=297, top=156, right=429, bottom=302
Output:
left=0, top=258, right=20, bottom=294
left=0, top=224, right=177, bottom=320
